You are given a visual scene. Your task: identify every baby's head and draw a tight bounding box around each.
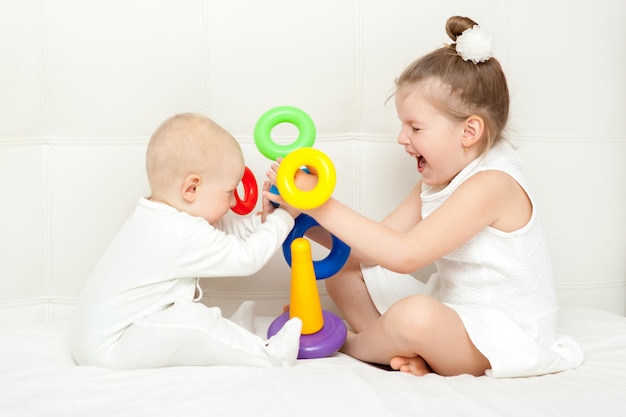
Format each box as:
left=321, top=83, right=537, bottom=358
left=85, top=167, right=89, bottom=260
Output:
left=146, top=113, right=244, bottom=223
left=395, top=16, right=510, bottom=155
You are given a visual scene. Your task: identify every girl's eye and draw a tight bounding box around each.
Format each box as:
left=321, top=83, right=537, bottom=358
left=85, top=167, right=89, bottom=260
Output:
left=411, top=126, right=420, bottom=132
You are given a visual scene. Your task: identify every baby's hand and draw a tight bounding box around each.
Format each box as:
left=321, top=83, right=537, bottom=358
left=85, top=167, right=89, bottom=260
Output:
left=260, top=180, right=300, bottom=221
left=263, top=188, right=300, bottom=219
left=259, top=180, right=277, bottom=222
left=263, top=160, right=302, bottom=220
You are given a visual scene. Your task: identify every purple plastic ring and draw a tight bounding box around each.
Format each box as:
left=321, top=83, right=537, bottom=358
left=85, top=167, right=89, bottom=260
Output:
left=267, top=310, right=347, bottom=359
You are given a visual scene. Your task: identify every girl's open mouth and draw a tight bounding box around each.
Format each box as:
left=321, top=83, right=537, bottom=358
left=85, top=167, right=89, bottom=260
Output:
left=417, top=155, right=426, bottom=172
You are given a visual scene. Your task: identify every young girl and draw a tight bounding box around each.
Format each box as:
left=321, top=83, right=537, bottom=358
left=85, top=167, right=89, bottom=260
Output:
left=266, top=16, right=583, bottom=378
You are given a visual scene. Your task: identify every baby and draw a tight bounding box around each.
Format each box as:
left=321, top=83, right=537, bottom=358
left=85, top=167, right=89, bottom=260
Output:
left=71, top=113, right=301, bottom=369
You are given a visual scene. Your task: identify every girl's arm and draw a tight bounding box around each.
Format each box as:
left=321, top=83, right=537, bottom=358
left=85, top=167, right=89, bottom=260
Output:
left=345, top=182, right=423, bottom=265
left=379, top=181, right=423, bottom=233
left=267, top=169, right=523, bottom=274
left=297, top=178, right=422, bottom=265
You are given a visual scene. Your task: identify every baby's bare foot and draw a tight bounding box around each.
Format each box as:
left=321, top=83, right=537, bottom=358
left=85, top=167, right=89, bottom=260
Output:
left=390, top=355, right=431, bottom=376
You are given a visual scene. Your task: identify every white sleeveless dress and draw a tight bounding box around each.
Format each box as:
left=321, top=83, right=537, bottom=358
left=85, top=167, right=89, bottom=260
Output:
left=362, top=141, right=583, bottom=377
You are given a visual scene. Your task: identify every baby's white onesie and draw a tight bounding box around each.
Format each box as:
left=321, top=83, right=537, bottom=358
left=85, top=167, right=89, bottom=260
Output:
left=71, top=197, right=301, bottom=369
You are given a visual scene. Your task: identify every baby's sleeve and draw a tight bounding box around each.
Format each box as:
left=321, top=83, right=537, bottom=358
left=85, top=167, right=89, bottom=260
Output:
left=216, top=214, right=262, bottom=239
left=176, top=209, right=295, bottom=277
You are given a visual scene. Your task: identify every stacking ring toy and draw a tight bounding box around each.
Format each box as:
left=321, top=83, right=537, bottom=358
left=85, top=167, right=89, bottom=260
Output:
left=267, top=310, right=346, bottom=359
left=267, top=238, right=347, bottom=359
left=283, top=214, right=350, bottom=280
left=276, top=148, right=336, bottom=210
left=254, top=106, right=316, bottom=160
left=231, top=166, right=258, bottom=215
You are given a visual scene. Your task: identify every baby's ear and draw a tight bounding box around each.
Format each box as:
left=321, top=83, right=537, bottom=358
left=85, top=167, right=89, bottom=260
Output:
left=182, top=174, right=201, bottom=203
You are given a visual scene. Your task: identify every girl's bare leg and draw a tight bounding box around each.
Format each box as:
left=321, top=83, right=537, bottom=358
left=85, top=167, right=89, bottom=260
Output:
left=324, top=256, right=380, bottom=332
left=341, top=294, right=490, bottom=377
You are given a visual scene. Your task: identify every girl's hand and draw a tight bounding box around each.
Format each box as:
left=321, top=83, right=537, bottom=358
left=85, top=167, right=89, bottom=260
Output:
left=268, top=158, right=319, bottom=191
left=266, top=158, right=319, bottom=204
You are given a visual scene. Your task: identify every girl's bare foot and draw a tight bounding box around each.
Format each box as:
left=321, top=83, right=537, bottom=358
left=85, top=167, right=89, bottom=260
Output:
left=390, top=355, right=431, bottom=376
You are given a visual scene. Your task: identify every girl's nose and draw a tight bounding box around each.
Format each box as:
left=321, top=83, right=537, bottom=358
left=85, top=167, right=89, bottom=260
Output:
left=397, top=128, right=409, bottom=145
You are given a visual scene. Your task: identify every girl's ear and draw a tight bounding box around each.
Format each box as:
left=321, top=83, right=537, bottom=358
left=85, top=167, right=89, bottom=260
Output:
left=182, top=174, right=201, bottom=203
left=461, top=115, right=485, bottom=149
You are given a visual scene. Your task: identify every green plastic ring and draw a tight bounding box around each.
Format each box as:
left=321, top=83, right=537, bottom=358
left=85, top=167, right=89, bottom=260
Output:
left=254, top=106, right=316, bottom=160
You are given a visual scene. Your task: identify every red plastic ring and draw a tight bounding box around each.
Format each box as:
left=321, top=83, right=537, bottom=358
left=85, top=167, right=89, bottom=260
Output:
left=231, top=166, right=258, bottom=215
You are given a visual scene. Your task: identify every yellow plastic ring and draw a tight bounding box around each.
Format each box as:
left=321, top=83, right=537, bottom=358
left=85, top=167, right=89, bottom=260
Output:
left=276, top=148, right=336, bottom=210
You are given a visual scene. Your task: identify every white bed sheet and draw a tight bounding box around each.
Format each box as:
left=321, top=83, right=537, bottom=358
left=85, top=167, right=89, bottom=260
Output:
left=1, top=307, right=625, bottom=417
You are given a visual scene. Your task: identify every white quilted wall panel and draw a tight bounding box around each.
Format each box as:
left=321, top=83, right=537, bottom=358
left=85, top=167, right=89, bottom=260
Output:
left=1, top=0, right=625, bottom=325
left=507, top=0, right=626, bottom=311
left=44, top=0, right=205, bottom=137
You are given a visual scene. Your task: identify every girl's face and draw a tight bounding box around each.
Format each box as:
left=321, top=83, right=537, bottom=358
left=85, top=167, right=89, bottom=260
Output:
left=395, top=84, right=469, bottom=188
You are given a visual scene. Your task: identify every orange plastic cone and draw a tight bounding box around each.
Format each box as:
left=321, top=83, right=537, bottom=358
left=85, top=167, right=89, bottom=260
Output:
left=289, top=238, right=324, bottom=335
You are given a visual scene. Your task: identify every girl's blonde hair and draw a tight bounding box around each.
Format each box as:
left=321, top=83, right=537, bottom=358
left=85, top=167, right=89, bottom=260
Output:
left=396, top=16, right=510, bottom=153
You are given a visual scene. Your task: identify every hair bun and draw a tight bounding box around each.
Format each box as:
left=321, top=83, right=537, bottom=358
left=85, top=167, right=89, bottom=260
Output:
left=446, top=16, right=493, bottom=64
left=446, top=16, right=478, bottom=41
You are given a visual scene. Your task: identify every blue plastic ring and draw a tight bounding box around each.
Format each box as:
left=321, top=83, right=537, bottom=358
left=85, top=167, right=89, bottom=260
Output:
left=283, top=214, right=350, bottom=280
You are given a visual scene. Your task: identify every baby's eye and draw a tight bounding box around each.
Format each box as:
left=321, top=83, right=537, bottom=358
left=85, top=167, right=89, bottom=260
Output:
left=411, top=126, right=420, bottom=132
